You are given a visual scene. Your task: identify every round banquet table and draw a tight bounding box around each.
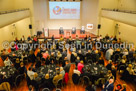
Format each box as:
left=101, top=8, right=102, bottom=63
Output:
left=0, top=66, right=17, bottom=86
left=0, top=66, right=16, bottom=79
left=36, top=64, right=57, bottom=79
left=83, top=64, right=108, bottom=76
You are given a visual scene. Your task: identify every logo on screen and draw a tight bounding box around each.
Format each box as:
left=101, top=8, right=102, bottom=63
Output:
left=53, top=6, right=62, bottom=15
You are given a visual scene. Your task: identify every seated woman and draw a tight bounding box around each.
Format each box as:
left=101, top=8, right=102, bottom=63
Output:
left=0, top=82, right=10, bottom=91
left=53, top=71, right=63, bottom=86
left=56, top=51, right=62, bottom=64
left=126, top=64, right=136, bottom=75
left=122, top=49, right=128, bottom=56
left=77, top=61, right=84, bottom=74
left=106, top=60, right=112, bottom=70
left=70, top=50, right=77, bottom=63
left=14, top=58, right=20, bottom=69
left=126, top=64, right=136, bottom=80
left=31, top=73, right=41, bottom=91
left=60, top=67, right=65, bottom=78
left=73, top=67, right=81, bottom=76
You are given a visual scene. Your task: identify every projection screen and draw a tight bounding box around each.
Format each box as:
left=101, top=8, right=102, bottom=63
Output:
left=49, top=2, right=80, bottom=19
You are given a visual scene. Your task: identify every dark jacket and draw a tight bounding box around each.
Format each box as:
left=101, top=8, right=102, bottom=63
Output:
left=103, top=81, right=114, bottom=91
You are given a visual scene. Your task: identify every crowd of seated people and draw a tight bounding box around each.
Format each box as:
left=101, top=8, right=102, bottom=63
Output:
left=0, top=34, right=136, bottom=91
left=70, top=34, right=136, bottom=91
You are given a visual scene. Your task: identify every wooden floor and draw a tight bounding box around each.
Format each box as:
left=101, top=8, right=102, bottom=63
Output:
left=11, top=63, right=135, bottom=91
left=0, top=58, right=136, bottom=91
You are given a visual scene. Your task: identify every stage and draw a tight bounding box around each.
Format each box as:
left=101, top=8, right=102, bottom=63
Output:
left=37, top=29, right=97, bottom=39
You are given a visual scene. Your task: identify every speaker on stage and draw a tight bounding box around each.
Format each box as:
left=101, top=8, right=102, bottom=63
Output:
left=29, top=24, right=32, bottom=29
left=98, top=24, right=101, bottom=29
left=59, top=27, right=64, bottom=34
left=80, top=26, right=85, bottom=34
left=72, top=27, right=76, bottom=34
left=37, top=31, right=42, bottom=37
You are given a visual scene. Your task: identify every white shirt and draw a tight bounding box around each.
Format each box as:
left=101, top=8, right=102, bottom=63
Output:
left=73, top=69, right=81, bottom=76
left=108, top=49, right=114, bottom=55
left=27, top=70, right=35, bottom=80
left=60, top=70, right=65, bottom=78
left=4, top=59, right=12, bottom=66
left=123, top=52, right=128, bottom=56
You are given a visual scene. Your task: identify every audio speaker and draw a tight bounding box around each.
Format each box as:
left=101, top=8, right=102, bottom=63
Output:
left=98, top=24, right=101, bottom=29
left=29, top=25, right=32, bottom=29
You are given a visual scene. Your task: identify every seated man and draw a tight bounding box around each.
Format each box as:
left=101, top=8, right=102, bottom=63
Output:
left=98, top=57, right=104, bottom=65
left=64, top=61, right=71, bottom=73
left=27, top=67, right=35, bottom=81
left=77, top=61, right=84, bottom=74
left=77, top=50, right=84, bottom=61
left=53, top=71, right=63, bottom=86
left=18, top=62, right=27, bottom=75
left=102, top=78, right=114, bottom=91
left=70, top=50, right=77, bottom=63
left=4, top=57, right=13, bottom=67
left=27, top=35, right=31, bottom=41
left=86, top=50, right=92, bottom=61
left=106, top=60, right=112, bottom=70
left=75, top=56, right=80, bottom=66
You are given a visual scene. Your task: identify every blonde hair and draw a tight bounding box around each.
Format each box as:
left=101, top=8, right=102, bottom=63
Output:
left=45, top=74, right=49, bottom=79
left=46, top=51, right=48, bottom=54
left=116, top=48, right=120, bottom=52
left=20, top=62, right=24, bottom=66
left=122, top=84, right=126, bottom=88
left=80, top=60, right=84, bottom=64
left=128, top=64, right=132, bottom=68
left=95, top=50, right=98, bottom=54
left=60, top=67, right=63, bottom=71
left=109, top=60, right=112, bottom=63
left=111, top=66, right=115, bottom=69
left=77, top=56, right=80, bottom=60
left=122, top=59, right=126, bottom=63
left=34, top=73, right=38, bottom=78
left=124, top=49, right=128, bottom=52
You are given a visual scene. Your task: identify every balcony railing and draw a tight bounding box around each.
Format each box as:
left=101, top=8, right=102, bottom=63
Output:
left=102, top=8, right=136, bottom=14
left=0, top=8, right=29, bottom=15
left=0, top=8, right=30, bottom=28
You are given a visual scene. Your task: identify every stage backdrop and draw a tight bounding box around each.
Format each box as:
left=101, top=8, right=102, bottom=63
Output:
left=33, top=0, right=99, bottom=35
